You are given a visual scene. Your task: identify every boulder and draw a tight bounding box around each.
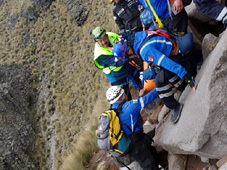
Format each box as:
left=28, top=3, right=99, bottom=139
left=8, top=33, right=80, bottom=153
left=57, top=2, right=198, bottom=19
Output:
left=168, top=154, right=187, bottom=170
left=185, top=2, right=213, bottom=23
left=154, top=30, right=227, bottom=159
left=216, top=156, right=227, bottom=168
left=0, top=65, right=37, bottom=170
left=202, top=33, right=219, bottom=60
left=219, top=163, right=227, bottom=170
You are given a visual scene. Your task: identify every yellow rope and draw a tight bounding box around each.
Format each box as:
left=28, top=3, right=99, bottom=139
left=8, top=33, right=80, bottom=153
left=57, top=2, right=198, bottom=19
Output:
left=146, top=0, right=164, bottom=28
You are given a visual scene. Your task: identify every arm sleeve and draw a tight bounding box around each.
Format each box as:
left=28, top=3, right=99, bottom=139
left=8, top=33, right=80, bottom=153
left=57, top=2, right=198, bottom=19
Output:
left=122, top=89, right=158, bottom=122
left=139, top=89, right=158, bottom=109
left=98, top=55, right=130, bottom=67
left=142, top=48, right=187, bottom=79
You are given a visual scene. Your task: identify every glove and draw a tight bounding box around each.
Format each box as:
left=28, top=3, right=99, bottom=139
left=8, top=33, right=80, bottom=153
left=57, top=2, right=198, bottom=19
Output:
left=143, top=67, right=157, bottom=80
left=183, top=72, right=195, bottom=89
left=224, top=19, right=227, bottom=29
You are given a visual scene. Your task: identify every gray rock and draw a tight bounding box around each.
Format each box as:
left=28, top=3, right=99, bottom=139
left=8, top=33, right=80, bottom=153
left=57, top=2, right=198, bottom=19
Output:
left=21, top=5, right=39, bottom=23
left=219, top=163, right=227, bottom=170
left=0, top=0, right=3, bottom=6
left=0, top=65, right=38, bottom=170
left=168, top=154, right=187, bottom=170
left=120, top=161, right=142, bottom=170
left=64, top=0, right=88, bottom=26
left=185, top=2, right=213, bottom=23
left=7, top=13, right=19, bottom=30
left=202, top=33, right=219, bottom=60
left=154, top=30, right=227, bottom=159
left=33, top=0, right=54, bottom=11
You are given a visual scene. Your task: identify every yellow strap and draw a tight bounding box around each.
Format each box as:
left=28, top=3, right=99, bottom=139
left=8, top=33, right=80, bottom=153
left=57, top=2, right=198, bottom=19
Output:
left=146, top=0, right=164, bottom=28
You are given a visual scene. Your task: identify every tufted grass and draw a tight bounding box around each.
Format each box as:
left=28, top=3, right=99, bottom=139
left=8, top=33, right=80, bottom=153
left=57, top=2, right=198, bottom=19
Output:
left=0, top=0, right=117, bottom=169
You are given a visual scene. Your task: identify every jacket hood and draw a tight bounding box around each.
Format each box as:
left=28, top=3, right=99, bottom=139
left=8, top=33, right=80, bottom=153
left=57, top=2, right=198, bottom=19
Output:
left=133, top=31, right=148, bottom=56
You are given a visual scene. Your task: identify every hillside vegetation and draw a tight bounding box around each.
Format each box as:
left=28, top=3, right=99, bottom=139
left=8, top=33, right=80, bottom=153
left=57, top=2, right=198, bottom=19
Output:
left=0, top=0, right=118, bottom=169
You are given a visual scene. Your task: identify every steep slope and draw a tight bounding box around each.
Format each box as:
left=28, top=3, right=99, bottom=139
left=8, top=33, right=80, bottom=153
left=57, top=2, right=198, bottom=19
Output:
left=0, top=0, right=117, bottom=169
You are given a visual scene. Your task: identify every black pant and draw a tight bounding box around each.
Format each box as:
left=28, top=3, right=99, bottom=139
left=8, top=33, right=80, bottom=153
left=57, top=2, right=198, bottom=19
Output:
left=128, top=133, right=159, bottom=170
left=155, top=68, right=186, bottom=110
left=163, top=9, right=188, bottom=35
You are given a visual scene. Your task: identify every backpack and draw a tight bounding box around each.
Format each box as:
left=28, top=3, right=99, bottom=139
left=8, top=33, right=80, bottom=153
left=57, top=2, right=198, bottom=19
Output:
left=97, top=110, right=131, bottom=157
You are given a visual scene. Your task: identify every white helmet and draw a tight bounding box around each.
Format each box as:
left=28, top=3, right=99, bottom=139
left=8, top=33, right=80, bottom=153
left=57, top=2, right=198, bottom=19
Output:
left=106, top=86, right=124, bottom=104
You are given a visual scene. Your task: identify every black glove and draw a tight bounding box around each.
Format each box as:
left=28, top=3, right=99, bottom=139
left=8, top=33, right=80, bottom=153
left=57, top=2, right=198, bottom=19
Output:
left=183, top=72, right=195, bottom=88
left=224, top=19, right=227, bottom=29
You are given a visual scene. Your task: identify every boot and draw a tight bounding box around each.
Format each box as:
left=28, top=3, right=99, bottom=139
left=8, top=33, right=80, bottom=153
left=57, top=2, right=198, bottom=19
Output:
left=170, top=103, right=183, bottom=123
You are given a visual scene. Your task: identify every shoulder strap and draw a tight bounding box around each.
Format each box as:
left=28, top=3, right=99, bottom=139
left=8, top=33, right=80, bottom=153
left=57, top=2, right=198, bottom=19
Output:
left=137, top=30, right=176, bottom=57
left=137, top=31, right=157, bottom=58
left=110, top=101, right=126, bottom=114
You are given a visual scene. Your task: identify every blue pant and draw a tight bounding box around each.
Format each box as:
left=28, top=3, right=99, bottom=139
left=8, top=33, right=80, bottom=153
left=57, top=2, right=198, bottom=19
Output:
left=193, top=0, right=226, bottom=21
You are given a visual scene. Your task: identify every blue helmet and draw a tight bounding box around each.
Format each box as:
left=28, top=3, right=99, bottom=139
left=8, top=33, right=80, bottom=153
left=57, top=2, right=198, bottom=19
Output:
left=112, top=41, right=127, bottom=60
left=140, top=9, right=153, bottom=26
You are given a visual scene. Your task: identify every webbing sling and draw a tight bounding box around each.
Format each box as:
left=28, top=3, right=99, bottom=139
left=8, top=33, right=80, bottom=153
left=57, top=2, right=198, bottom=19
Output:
left=146, top=0, right=164, bottom=28
left=137, top=30, right=178, bottom=58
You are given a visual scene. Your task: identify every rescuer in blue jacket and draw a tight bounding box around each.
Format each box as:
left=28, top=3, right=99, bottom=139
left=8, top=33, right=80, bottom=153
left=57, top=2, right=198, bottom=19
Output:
left=106, top=85, right=159, bottom=170
left=112, top=31, right=196, bottom=123
left=193, top=0, right=227, bottom=28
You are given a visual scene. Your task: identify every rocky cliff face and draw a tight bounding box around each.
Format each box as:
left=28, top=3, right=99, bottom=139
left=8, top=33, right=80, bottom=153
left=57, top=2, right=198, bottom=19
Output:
left=0, top=65, right=37, bottom=170
left=0, top=0, right=114, bottom=169
left=155, top=30, right=227, bottom=160
left=1, top=0, right=227, bottom=169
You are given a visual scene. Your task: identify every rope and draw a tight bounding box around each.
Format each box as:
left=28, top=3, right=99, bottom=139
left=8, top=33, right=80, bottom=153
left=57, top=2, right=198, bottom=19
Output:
left=146, top=0, right=164, bottom=28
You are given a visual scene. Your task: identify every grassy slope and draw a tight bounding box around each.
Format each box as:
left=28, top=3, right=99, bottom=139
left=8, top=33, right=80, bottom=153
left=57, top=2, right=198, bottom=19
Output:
left=0, top=0, right=117, bottom=169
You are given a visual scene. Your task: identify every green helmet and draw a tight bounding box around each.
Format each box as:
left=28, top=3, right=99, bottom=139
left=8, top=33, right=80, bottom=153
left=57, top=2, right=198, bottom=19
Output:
left=92, top=26, right=106, bottom=42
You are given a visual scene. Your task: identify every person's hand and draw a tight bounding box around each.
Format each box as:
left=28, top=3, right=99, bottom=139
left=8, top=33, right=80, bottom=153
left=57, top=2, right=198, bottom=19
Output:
left=172, top=0, right=184, bottom=13
left=139, top=88, right=146, bottom=97
left=143, top=67, right=157, bottom=80
left=183, top=72, right=196, bottom=91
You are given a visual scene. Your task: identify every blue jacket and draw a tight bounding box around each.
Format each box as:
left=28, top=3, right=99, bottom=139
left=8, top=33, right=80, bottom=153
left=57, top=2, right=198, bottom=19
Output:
left=193, top=0, right=226, bottom=21
left=97, top=55, right=136, bottom=84
left=136, top=0, right=169, bottom=21
left=133, top=31, right=187, bottom=79
left=112, top=89, right=158, bottom=135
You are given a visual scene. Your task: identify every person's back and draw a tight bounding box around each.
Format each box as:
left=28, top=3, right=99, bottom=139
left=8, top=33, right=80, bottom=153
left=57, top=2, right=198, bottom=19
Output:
left=112, top=0, right=143, bottom=33
left=106, top=86, right=160, bottom=170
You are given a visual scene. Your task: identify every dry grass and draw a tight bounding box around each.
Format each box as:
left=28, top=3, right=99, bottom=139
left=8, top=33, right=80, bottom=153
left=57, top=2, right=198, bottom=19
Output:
left=0, top=0, right=117, bottom=169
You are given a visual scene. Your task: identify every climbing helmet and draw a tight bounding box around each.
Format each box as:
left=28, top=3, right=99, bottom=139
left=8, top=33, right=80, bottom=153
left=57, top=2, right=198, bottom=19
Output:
left=92, top=26, right=107, bottom=42
left=106, top=86, right=124, bottom=104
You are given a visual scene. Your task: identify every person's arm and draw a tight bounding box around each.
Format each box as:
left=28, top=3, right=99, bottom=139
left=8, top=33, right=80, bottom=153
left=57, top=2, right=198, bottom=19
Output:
left=142, top=47, right=187, bottom=79
left=124, top=89, right=158, bottom=118
left=98, top=55, right=130, bottom=67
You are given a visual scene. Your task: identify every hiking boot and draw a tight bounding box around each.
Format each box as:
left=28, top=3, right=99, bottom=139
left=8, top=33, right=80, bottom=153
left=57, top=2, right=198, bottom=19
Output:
left=170, top=103, right=183, bottom=123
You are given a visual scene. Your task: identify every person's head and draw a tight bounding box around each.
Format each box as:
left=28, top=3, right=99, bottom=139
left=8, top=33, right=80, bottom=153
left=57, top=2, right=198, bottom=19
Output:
left=106, top=86, right=127, bottom=104
left=112, top=41, right=134, bottom=62
left=92, top=26, right=109, bottom=48
left=140, top=9, right=156, bottom=30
